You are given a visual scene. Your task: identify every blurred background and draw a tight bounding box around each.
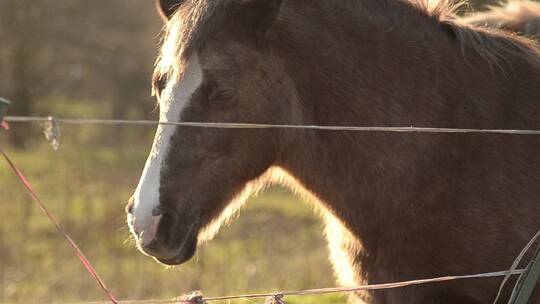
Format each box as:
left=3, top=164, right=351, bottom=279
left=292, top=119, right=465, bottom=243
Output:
left=0, top=0, right=505, bottom=303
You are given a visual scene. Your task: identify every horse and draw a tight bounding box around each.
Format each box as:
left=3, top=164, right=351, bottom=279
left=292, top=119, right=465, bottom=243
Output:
left=125, top=0, right=540, bottom=302
left=461, top=0, right=540, bottom=40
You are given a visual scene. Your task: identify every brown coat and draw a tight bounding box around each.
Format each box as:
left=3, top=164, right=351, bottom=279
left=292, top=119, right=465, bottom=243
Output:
left=130, top=0, right=540, bottom=303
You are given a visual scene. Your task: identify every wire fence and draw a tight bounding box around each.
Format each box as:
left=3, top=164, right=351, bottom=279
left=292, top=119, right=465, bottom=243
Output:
left=62, top=269, right=527, bottom=304
left=4, top=115, right=540, bottom=134
left=1, top=113, right=540, bottom=304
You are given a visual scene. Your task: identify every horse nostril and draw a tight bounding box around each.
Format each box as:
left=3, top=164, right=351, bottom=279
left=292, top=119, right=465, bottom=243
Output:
left=156, top=206, right=181, bottom=236
left=126, top=197, right=134, bottom=215
left=152, top=206, right=163, bottom=216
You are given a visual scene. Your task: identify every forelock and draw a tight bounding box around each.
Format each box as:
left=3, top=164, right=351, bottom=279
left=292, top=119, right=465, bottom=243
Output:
left=155, top=0, right=227, bottom=81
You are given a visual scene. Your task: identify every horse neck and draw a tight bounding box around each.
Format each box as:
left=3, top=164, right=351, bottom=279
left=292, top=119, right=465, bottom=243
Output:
left=272, top=0, right=478, bottom=240
left=274, top=0, right=475, bottom=124
left=269, top=0, right=540, bottom=283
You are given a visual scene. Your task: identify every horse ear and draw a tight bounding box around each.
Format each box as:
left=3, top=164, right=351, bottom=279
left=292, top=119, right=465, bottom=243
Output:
left=156, top=0, right=183, bottom=21
left=237, top=0, right=284, bottom=43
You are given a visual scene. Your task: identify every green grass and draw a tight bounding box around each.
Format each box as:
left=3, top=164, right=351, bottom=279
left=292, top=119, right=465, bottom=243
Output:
left=0, top=139, right=345, bottom=303
left=287, top=294, right=347, bottom=304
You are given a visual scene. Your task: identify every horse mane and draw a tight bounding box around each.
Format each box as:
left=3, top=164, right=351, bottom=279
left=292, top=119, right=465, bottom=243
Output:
left=155, top=0, right=224, bottom=81
left=410, top=0, right=540, bottom=69
left=154, top=0, right=540, bottom=84
left=460, top=1, right=540, bottom=39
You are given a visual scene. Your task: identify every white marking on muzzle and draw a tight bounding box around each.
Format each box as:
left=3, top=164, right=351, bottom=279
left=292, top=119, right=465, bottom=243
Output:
left=130, top=55, right=203, bottom=247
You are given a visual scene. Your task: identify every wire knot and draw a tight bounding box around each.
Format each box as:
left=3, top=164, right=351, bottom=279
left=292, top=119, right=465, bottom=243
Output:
left=265, top=292, right=286, bottom=304
left=43, top=116, right=61, bottom=150
left=0, top=97, right=11, bottom=130
left=180, top=291, right=206, bottom=304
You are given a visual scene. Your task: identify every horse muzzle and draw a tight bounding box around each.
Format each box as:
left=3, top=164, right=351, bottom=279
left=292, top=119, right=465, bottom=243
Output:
left=134, top=206, right=199, bottom=265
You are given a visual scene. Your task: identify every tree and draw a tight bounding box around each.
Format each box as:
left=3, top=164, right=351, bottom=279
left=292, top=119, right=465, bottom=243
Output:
left=0, top=0, right=161, bottom=148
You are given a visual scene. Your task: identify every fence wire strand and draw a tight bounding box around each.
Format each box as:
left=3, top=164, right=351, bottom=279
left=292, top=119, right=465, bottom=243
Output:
left=4, top=115, right=540, bottom=134
left=493, top=230, right=540, bottom=304
left=62, top=269, right=527, bottom=304
left=0, top=145, right=118, bottom=303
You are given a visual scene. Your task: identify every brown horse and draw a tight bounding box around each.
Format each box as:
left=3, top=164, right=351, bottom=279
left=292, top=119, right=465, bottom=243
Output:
left=126, top=0, right=540, bottom=302
left=461, top=1, right=540, bottom=40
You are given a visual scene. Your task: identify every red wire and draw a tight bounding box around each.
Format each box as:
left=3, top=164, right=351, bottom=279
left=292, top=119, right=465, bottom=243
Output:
left=0, top=144, right=118, bottom=304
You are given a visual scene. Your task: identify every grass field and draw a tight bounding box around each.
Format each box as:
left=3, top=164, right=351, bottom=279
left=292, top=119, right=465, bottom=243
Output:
left=0, top=128, right=346, bottom=303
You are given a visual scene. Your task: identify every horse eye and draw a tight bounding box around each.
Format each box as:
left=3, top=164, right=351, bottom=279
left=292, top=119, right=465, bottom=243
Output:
left=208, top=87, right=236, bottom=104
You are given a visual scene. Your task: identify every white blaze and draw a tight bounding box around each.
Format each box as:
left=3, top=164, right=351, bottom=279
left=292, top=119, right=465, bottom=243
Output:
left=130, top=55, right=203, bottom=246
